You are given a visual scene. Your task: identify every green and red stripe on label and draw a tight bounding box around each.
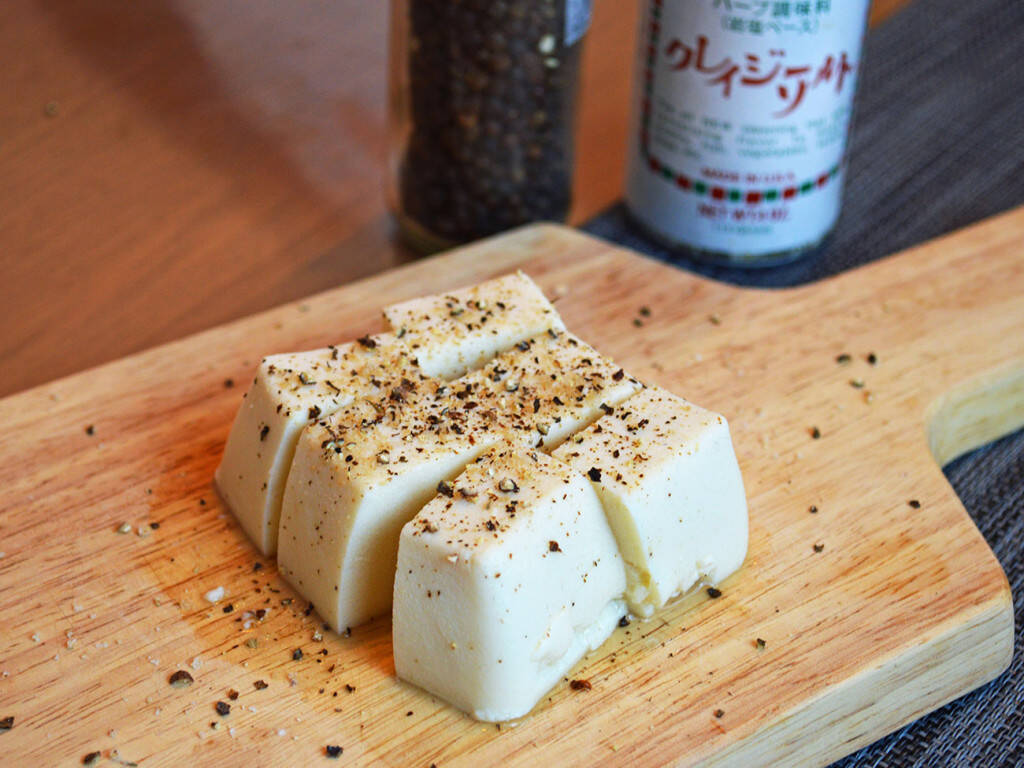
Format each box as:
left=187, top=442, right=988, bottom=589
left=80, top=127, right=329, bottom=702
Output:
left=646, top=156, right=841, bottom=204
left=640, top=0, right=841, bottom=205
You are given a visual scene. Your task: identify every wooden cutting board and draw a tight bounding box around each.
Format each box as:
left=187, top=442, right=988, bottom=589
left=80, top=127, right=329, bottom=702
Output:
left=1, top=210, right=1020, bottom=767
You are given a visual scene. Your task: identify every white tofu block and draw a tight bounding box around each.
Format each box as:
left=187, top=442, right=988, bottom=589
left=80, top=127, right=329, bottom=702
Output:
left=214, top=334, right=416, bottom=555
left=276, top=332, right=639, bottom=631
left=393, top=449, right=626, bottom=722
left=460, top=330, right=643, bottom=451
left=553, top=386, right=748, bottom=617
left=277, top=385, right=503, bottom=631
left=383, top=271, right=565, bottom=379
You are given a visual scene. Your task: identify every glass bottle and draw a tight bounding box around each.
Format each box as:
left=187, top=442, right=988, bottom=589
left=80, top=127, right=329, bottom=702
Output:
left=388, top=0, right=592, bottom=254
left=625, top=0, right=871, bottom=266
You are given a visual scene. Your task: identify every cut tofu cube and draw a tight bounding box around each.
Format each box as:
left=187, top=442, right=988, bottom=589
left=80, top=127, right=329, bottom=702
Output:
left=214, top=334, right=417, bottom=555
left=383, top=271, right=565, bottom=379
left=277, top=383, right=503, bottom=631
left=393, top=448, right=626, bottom=722
left=460, top=330, right=644, bottom=450
left=275, top=333, right=639, bottom=631
left=553, top=386, right=748, bottom=617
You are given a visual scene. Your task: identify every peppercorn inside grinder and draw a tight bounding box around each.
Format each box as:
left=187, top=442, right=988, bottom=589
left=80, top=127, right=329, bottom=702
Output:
left=388, top=0, right=591, bottom=253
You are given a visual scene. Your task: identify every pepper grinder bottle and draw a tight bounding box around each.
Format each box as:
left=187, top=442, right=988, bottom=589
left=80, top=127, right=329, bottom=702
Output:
left=625, top=0, right=870, bottom=266
left=388, top=0, right=592, bottom=254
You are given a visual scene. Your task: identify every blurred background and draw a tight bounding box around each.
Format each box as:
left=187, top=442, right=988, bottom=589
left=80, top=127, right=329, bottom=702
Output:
left=0, top=0, right=912, bottom=397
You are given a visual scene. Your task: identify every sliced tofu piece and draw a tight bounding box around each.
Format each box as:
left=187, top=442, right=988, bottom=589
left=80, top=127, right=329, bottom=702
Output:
left=459, top=330, right=644, bottom=450
left=393, top=448, right=626, bottom=722
left=214, top=334, right=417, bottom=555
left=553, top=386, right=748, bottom=617
left=383, top=271, right=565, bottom=379
left=274, top=332, right=639, bottom=632
left=277, top=383, right=503, bottom=631
left=218, top=274, right=563, bottom=556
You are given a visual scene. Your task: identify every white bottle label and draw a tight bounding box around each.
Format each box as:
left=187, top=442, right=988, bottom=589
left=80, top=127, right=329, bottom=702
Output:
left=626, top=0, right=870, bottom=260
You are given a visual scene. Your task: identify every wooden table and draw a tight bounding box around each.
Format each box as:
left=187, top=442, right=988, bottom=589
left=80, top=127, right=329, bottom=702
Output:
left=0, top=0, right=908, bottom=398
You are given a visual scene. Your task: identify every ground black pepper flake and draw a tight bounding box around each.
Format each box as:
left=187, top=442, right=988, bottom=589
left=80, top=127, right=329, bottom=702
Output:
left=253, top=562, right=264, bottom=572
left=548, top=540, right=561, bottom=553
left=292, top=649, right=304, bottom=661
left=706, top=587, right=722, bottom=598
left=587, top=467, right=602, bottom=482
left=639, top=306, right=651, bottom=317
left=809, top=505, right=818, bottom=514
left=215, top=701, right=231, bottom=716
left=227, top=689, right=239, bottom=701
left=260, top=425, right=270, bottom=441
left=813, top=542, right=825, bottom=553
left=254, top=680, right=269, bottom=690
left=345, top=684, right=356, bottom=693
left=618, top=616, right=630, bottom=628
left=612, top=368, right=625, bottom=381
left=908, top=499, right=921, bottom=509
left=867, top=353, right=878, bottom=365
left=222, top=603, right=234, bottom=614
left=835, top=353, right=852, bottom=365
left=82, top=752, right=102, bottom=766
left=224, top=378, right=234, bottom=388
left=810, top=426, right=821, bottom=439
left=168, top=670, right=194, bottom=688
left=325, top=745, right=344, bottom=758
left=85, top=425, right=95, bottom=436
left=755, top=638, right=766, bottom=650
left=0, top=716, right=13, bottom=731
left=569, top=679, right=592, bottom=691
left=713, top=709, right=725, bottom=719
left=356, top=335, right=377, bottom=349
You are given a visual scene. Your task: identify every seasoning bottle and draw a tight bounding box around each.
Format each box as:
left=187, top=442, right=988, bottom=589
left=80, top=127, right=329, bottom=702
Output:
left=625, top=0, right=870, bottom=266
left=388, top=0, right=592, bottom=254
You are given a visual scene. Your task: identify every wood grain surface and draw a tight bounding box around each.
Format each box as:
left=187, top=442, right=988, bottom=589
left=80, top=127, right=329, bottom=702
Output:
left=0, top=0, right=910, bottom=399
left=0, top=208, right=1018, bottom=766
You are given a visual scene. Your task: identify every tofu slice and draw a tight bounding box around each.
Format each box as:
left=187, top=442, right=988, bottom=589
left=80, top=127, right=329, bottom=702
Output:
left=275, top=332, right=640, bottom=632
left=218, top=274, right=564, bottom=556
left=276, top=383, right=503, bottom=631
left=383, top=271, right=565, bottom=379
left=459, top=330, right=644, bottom=450
left=553, top=386, right=748, bottom=617
left=214, top=334, right=417, bottom=555
left=393, top=448, right=626, bottom=722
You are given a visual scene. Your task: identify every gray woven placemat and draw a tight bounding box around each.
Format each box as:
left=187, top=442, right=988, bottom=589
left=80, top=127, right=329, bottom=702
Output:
left=582, top=0, right=1024, bottom=764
